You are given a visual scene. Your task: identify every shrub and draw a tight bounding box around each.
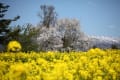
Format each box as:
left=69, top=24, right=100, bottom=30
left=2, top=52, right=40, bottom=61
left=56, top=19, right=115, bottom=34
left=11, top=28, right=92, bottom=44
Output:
left=7, top=41, right=22, bottom=52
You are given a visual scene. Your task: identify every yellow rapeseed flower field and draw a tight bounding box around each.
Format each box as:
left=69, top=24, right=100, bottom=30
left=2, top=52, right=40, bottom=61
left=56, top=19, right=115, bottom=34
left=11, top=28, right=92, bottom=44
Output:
left=0, top=48, right=120, bottom=80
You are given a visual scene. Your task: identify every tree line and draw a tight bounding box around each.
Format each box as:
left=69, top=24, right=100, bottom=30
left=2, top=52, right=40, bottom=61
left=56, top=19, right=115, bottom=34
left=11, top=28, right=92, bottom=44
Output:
left=3, top=3, right=117, bottom=52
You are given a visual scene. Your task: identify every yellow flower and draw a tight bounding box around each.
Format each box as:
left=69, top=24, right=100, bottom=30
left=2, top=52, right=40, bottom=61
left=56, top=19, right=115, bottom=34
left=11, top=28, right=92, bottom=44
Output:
left=79, top=70, right=90, bottom=79
left=88, top=48, right=96, bottom=53
left=93, top=76, right=103, bottom=80
left=63, top=55, right=70, bottom=61
left=94, top=69, right=104, bottom=76
left=97, top=76, right=103, bottom=80
left=79, top=56, right=88, bottom=63
left=7, top=40, right=22, bottom=52
left=10, top=64, right=26, bottom=73
left=108, top=69, right=116, bottom=75
left=88, top=48, right=106, bottom=56
left=37, top=58, right=47, bottom=65
left=64, top=71, right=73, bottom=80
left=9, top=64, right=27, bottom=80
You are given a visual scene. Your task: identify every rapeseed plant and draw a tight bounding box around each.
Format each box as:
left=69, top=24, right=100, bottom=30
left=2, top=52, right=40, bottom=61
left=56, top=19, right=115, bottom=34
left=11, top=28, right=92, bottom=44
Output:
left=7, top=40, right=22, bottom=52
left=0, top=49, right=120, bottom=80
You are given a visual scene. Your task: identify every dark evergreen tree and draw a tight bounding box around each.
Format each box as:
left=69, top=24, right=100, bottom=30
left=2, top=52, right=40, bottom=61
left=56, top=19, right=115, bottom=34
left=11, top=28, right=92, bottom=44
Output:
left=0, top=3, right=20, bottom=44
left=0, top=3, right=20, bottom=51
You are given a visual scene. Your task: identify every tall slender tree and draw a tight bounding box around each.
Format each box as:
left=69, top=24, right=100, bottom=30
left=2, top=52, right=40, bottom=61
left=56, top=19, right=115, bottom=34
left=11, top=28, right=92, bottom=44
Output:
left=38, top=5, right=57, bottom=28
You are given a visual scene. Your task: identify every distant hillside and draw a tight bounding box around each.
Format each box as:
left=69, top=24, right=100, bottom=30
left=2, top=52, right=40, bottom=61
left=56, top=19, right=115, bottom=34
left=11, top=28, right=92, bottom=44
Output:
left=89, top=36, right=120, bottom=49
